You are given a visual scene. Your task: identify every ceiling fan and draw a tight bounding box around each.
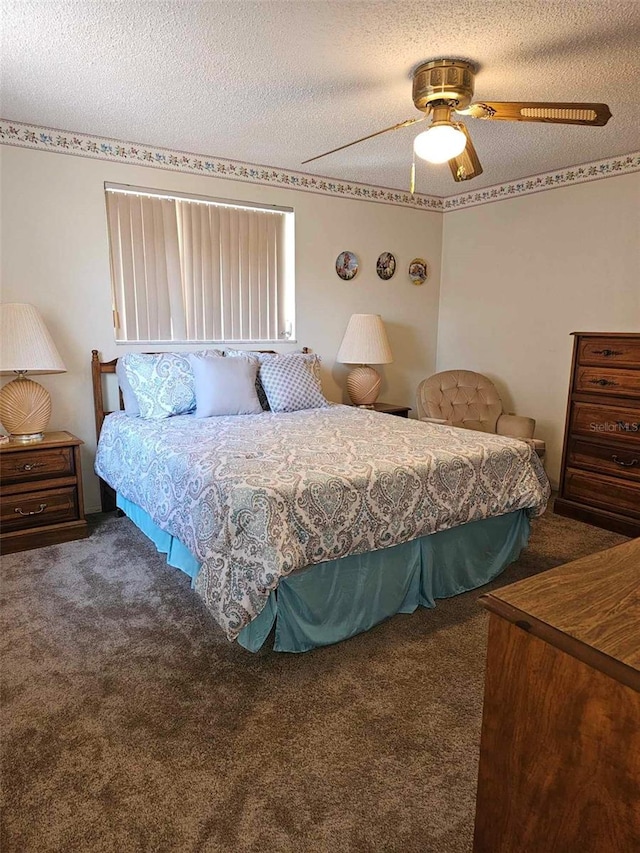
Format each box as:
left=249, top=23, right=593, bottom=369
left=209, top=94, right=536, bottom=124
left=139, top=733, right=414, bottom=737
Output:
left=302, top=59, right=612, bottom=189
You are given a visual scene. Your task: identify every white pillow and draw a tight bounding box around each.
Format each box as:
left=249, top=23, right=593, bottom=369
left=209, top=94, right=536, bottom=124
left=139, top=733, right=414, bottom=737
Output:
left=189, top=353, right=263, bottom=417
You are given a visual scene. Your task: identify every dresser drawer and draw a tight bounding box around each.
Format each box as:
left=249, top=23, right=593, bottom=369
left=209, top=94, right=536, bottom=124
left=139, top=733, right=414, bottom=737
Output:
left=578, top=336, right=640, bottom=368
left=575, top=366, right=640, bottom=398
left=563, top=469, right=640, bottom=519
left=567, top=438, right=640, bottom=482
left=0, top=486, right=79, bottom=532
left=570, top=402, right=640, bottom=443
left=0, top=446, right=74, bottom=485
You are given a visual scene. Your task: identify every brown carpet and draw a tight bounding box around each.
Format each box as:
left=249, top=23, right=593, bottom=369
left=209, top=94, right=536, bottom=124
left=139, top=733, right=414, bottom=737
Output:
left=1, top=502, right=626, bottom=853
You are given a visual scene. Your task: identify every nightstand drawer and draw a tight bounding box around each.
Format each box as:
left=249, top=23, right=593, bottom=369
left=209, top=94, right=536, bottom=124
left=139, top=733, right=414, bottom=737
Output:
left=0, top=446, right=74, bottom=484
left=1, top=486, right=79, bottom=532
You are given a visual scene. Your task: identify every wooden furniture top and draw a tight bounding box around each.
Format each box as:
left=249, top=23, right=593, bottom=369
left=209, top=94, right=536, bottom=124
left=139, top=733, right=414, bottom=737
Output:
left=570, top=331, right=640, bottom=338
left=0, top=431, right=83, bottom=453
left=480, top=538, right=640, bottom=690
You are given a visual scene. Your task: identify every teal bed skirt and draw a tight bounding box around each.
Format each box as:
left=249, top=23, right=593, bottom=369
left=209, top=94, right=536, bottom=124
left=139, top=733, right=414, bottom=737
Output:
left=117, top=495, right=530, bottom=653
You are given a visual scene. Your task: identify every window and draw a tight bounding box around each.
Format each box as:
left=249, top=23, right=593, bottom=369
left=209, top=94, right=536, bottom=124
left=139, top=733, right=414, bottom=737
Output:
left=105, top=184, right=295, bottom=343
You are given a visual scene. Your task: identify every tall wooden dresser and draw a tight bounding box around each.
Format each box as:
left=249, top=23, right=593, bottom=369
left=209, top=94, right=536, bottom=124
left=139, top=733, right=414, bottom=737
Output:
left=555, top=332, right=640, bottom=537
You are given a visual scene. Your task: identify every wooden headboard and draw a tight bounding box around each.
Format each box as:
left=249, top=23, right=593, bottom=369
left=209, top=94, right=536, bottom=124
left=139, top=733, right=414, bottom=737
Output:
left=91, top=347, right=310, bottom=512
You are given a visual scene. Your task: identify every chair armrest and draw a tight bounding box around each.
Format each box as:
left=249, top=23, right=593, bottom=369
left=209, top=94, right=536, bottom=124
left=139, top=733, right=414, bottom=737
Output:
left=496, top=413, right=535, bottom=439
left=419, top=417, right=451, bottom=425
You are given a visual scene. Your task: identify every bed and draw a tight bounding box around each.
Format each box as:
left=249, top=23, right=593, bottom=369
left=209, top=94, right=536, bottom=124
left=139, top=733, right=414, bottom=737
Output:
left=91, top=350, right=550, bottom=652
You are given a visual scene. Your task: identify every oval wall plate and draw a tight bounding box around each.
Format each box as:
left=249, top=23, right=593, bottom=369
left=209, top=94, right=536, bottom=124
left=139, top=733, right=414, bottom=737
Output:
left=376, top=252, right=396, bottom=280
left=336, top=251, right=359, bottom=280
left=409, top=258, right=429, bottom=285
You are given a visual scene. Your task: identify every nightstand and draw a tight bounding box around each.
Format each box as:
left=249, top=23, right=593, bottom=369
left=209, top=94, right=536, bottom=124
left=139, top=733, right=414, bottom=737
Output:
left=371, top=402, right=411, bottom=417
left=0, top=431, right=88, bottom=554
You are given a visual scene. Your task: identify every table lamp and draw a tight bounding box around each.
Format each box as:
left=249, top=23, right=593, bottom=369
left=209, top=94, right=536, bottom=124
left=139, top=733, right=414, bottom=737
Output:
left=337, top=313, right=393, bottom=407
left=0, top=303, right=67, bottom=442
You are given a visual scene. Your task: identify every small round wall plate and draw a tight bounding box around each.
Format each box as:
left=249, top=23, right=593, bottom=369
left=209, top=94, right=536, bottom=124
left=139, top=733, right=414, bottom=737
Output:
left=409, top=258, right=429, bottom=285
left=376, top=252, right=396, bottom=280
left=336, top=251, right=359, bottom=280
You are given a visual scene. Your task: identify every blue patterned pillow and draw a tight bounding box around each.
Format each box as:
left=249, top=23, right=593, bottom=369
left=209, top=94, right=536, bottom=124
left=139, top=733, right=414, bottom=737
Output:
left=121, top=351, right=222, bottom=419
left=259, top=354, right=328, bottom=413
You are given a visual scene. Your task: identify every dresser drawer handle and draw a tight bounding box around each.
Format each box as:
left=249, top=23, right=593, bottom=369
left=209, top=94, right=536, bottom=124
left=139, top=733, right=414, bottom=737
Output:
left=592, top=348, right=624, bottom=357
left=611, top=455, right=639, bottom=468
left=14, top=503, right=47, bottom=516
left=588, top=378, right=618, bottom=387
left=15, top=462, right=46, bottom=472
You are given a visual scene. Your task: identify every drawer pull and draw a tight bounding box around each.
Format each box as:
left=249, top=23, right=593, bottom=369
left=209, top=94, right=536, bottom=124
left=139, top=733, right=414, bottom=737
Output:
left=588, top=378, right=618, bottom=387
left=15, top=462, right=46, bottom=472
left=612, top=455, right=639, bottom=468
left=592, top=348, right=624, bottom=357
left=14, top=503, right=47, bottom=516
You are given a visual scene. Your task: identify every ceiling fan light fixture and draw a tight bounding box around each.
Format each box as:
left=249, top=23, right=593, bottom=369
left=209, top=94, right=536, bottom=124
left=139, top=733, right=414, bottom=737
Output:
left=413, top=123, right=467, bottom=164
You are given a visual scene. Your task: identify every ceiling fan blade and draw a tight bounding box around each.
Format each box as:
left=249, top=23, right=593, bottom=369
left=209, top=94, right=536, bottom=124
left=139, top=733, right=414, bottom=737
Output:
left=448, top=125, right=483, bottom=182
left=457, top=101, right=611, bottom=126
left=301, top=116, right=426, bottom=165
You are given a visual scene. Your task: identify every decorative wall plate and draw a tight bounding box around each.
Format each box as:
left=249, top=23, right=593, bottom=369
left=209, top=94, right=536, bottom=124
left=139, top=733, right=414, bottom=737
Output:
left=408, top=258, right=429, bottom=285
left=376, top=252, right=396, bottom=280
left=336, top=251, right=359, bottom=280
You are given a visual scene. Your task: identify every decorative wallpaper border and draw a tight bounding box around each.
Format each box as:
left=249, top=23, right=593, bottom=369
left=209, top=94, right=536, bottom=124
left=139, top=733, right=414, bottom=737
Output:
left=443, top=152, right=640, bottom=211
left=0, top=119, right=442, bottom=212
left=1, top=119, right=638, bottom=212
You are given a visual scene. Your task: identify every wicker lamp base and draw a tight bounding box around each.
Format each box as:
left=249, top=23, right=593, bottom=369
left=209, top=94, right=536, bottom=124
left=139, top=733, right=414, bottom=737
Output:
left=0, top=376, right=51, bottom=442
left=346, top=365, right=382, bottom=407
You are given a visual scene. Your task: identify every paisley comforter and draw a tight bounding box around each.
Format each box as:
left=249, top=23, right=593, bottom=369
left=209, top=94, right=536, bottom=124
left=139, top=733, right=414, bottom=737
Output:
left=95, top=405, right=550, bottom=640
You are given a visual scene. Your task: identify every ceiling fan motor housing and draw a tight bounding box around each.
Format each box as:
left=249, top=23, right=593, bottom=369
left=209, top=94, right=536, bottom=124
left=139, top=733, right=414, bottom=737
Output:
left=412, top=59, right=476, bottom=112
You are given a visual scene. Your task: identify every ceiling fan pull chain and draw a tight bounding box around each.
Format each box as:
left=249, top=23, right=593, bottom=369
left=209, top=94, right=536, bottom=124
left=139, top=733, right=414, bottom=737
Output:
left=410, top=155, right=416, bottom=196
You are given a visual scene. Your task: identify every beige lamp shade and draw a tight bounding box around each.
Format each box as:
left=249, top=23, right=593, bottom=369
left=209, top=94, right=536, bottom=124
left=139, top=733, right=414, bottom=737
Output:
left=336, top=314, right=393, bottom=366
left=0, top=303, right=66, bottom=442
left=337, top=314, right=393, bottom=407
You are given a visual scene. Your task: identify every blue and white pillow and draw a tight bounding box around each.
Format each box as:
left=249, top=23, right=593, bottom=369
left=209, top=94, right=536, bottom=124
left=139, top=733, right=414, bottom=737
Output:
left=259, top=354, right=328, bottom=413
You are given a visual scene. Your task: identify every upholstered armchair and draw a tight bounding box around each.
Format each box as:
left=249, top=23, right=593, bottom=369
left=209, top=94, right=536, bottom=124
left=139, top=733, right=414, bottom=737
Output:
left=416, top=370, right=545, bottom=458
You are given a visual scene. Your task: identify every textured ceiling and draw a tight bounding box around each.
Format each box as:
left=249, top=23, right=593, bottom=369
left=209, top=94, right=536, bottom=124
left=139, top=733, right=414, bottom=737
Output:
left=4, top=1, right=640, bottom=197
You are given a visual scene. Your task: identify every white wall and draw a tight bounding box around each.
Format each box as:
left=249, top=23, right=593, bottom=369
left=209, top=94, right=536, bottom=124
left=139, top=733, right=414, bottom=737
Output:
left=438, top=173, right=640, bottom=486
left=0, top=145, right=442, bottom=511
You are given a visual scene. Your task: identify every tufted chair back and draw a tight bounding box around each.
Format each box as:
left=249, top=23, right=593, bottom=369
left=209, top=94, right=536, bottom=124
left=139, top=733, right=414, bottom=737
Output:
left=416, top=370, right=504, bottom=433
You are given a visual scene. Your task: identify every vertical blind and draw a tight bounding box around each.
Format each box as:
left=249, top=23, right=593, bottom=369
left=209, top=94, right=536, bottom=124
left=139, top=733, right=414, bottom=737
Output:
left=105, top=187, right=291, bottom=342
